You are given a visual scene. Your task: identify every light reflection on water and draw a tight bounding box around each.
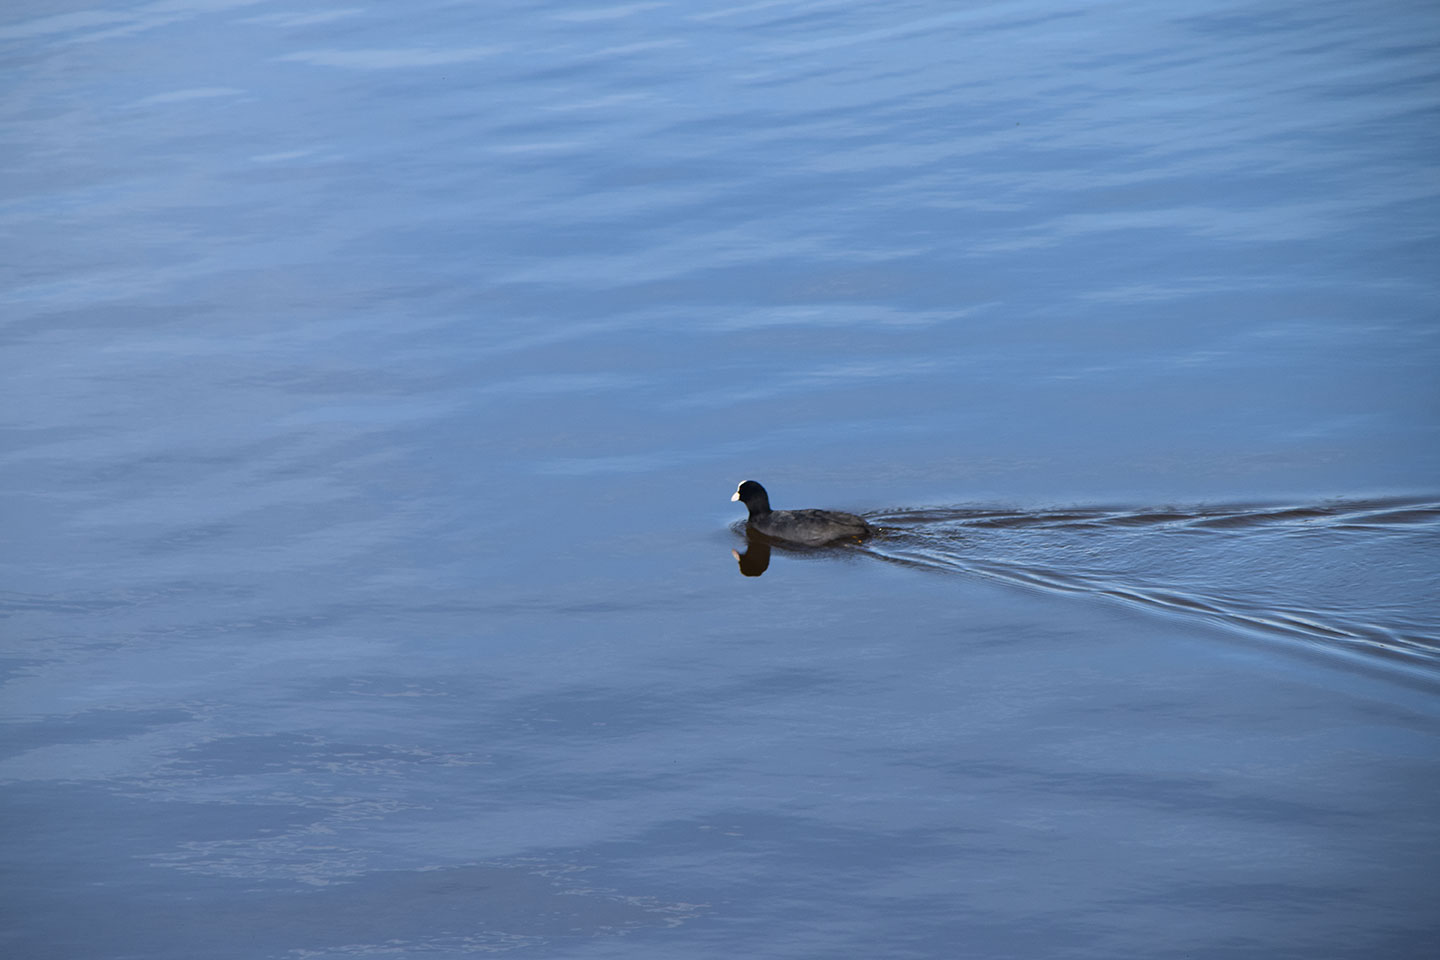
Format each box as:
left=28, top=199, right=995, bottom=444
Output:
left=3, top=0, right=1439, bottom=957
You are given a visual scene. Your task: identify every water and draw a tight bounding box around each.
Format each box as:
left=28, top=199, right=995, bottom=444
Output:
left=3, top=1, right=1439, bottom=957
left=861, top=497, right=1440, bottom=665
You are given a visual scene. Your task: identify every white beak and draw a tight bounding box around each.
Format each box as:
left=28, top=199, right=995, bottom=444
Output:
left=730, top=492, right=741, bottom=501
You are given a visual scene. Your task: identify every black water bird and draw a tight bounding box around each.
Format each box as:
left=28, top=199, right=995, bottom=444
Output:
left=730, top=480, right=872, bottom=546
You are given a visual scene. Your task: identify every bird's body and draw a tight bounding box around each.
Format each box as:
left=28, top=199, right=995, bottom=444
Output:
left=730, top=480, right=872, bottom=546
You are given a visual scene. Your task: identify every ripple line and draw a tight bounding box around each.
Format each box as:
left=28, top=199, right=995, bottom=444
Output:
left=861, top=495, right=1440, bottom=668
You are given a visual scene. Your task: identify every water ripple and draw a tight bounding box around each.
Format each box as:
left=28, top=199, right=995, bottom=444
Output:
left=863, top=496, right=1440, bottom=667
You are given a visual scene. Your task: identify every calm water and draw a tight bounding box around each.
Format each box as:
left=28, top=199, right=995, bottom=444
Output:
left=3, top=1, right=1439, bottom=957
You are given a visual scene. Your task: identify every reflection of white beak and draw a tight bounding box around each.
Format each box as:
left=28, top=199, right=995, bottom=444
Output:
left=730, top=492, right=740, bottom=501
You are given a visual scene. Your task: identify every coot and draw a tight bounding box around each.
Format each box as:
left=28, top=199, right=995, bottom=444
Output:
left=730, top=480, right=872, bottom=546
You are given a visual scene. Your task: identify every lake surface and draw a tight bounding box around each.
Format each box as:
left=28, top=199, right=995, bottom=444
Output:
left=3, top=1, right=1438, bottom=957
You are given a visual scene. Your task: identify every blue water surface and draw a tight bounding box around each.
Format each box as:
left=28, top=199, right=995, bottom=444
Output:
left=3, top=1, right=1439, bottom=958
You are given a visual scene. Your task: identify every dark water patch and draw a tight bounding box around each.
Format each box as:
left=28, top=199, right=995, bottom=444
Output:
left=0, top=707, right=196, bottom=761
left=0, top=581, right=257, bottom=620
left=861, top=497, right=1440, bottom=668
left=0, top=591, right=134, bottom=616
left=488, top=684, right=694, bottom=741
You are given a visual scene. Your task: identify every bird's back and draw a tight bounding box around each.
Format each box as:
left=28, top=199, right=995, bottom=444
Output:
left=750, top=508, right=871, bottom=546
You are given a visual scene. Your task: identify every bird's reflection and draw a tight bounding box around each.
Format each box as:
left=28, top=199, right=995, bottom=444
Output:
left=731, top=526, right=876, bottom=577
left=731, top=530, right=772, bottom=577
